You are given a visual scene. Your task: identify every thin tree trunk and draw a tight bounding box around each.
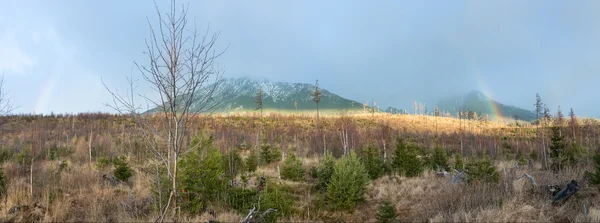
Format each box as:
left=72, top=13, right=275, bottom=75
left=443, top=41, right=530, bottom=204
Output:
left=30, top=157, right=33, bottom=199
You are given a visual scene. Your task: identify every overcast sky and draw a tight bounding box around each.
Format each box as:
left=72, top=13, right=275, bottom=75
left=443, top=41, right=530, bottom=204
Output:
left=2, top=1, right=600, bottom=116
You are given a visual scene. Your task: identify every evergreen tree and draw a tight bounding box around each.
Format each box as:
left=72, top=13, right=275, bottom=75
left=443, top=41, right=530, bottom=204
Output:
left=326, top=151, right=370, bottom=211
left=255, top=88, right=263, bottom=117
left=391, top=139, right=423, bottom=177
left=555, top=105, right=565, bottom=127
left=281, top=153, right=305, bottom=181
left=586, top=152, right=600, bottom=188
left=245, top=150, right=258, bottom=172
left=311, top=80, right=322, bottom=124
left=549, top=126, right=566, bottom=172
left=361, top=143, right=385, bottom=179
left=316, top=151, right=336, bottom=191
left=569, top=108, right=578, bottom=139
left=376, top=200, right=397, bottom=223
left=223, top=149, right=244, bottom=180
left=454, top=153, right=464, bottom=171
left=179, top=147, right=226, bottom=214
left=464, top=156, right=499, bottom=184
left=112, top=156, right=133, bottom=182
left=431, top=146, right=449, bottom=171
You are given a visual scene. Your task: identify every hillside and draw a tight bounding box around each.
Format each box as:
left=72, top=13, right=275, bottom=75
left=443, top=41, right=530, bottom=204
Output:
left=437, top=90, right=537, bottom=121
left=150, top=77, right=366, bottom=113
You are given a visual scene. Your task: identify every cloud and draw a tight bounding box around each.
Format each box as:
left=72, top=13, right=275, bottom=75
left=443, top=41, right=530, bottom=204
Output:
left=0, top=32, right=35, bottom=75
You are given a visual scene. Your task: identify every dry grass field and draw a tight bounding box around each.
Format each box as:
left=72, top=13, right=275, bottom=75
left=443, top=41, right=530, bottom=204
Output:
left=0, top=112, right=598, bottom=222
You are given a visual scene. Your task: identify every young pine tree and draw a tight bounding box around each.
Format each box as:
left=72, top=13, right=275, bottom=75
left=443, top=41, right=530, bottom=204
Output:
left=316, top=151, right=336, bottom=191
left=112, top=156, right=133, bottom=182
left=431, top=146, right=449, bottom=171
left=281, top=153, right=306, bottom=181
left=327, top=151, right=370, bottom=211
left=376, top=200, right=398, bottom=223
left=391, top=139, right=423, bottom=177
left=549, top=126, right=566, bottom=172
left=464, top=155, right=499, bottom=184
left=178, top=147, right=227, bottom=214
left=361, top=143, right=385, bottom=179
left=586, top=152, right=600, bottom=188
left=245, top=150, right=258, bottom=172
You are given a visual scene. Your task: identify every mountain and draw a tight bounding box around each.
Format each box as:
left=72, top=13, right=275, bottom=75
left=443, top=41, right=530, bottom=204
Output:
left=436, top=90, right=536, bottom=121
left=179, top=77, right=365, bottom=113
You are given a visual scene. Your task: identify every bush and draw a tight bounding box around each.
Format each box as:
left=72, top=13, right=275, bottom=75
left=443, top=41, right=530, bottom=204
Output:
left=391, top=139, right=423, bottom=177
left=225, top=187, right=258, bottom=213
left=376, top=200, right=397, bottom=223
left=586, top=152, right=600, bottom=188
left=281, top=153, right=305, bottom=181
left=112, top=156, right=133, bottom=182
left=0, top=165, right=6, bottom=200
left=565, top=141, right=586, bottom=167
left=245, top=150, right=258, bottom=172
left=549, top=126, right=566, bottom=172
left=316, top=152, right=336, bottom=191
left=464, top=156, right=499, bottom=184
left=454, top=153, right=464, bottom=171
left=260, top=182, right=295, bottom=223
left=179, top=144, right=227, bottom=215
left=96, top=156, right=113, bottom=169
left=326, top=151, right=370, bottom=211
left=361, top=143, right=385, bottom=179
left=223, top=149, right=244, bottom=180
left=431, top=146, right=449, bottom=171
left=260, top=144, right=282, bottom=165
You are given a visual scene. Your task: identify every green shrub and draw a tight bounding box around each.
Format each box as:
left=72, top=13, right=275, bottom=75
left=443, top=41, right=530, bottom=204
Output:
left=586, top=152, right=600, bottom=188
left=16, top=146, right=31, bottom=166
left=464, top=157, right=499, bottom=184
left=245, top=150, right=258, bottom=172
left=454, top=153, right=464, bottom=171
left=281, top=153, right=305, bottom=181
left=431, top=146, right=449, bottom=171
left=112, top=156, right=133, bottom=182
left=0, top=165, right=6, bottom=200
left=0, top=149, right=13, bottom=163
left=549, top=126, right=566, bottom=172
left=565, top=141, right=586, bottom=167
left=316, top=152, right=336, bottom=191
left=179, top=144, right=227, bottom=215
left=361, top=143, right=385, bottom=179
left=376, top=200, right=397, bottom=223
left=225, top=187, right=258, bottom=213
left=260, top=182, right=295, bottom=223
left=391, top=139, right=423, bottom=177
left=260, top=144, right=282, bottom=165
left=223, top=149, right=244, bottom=180
left=96, top=156, right=113, bottom=169
left=517, top=152, right=527, bottom=166
left=326, top=151, right=370, bottom=211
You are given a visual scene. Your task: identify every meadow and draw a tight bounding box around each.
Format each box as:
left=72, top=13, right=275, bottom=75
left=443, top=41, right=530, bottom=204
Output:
left=0, top=112, right=599, bottom=222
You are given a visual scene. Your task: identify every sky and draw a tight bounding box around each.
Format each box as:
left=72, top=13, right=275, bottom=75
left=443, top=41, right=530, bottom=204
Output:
left=1, top=0, right=600, bottom=116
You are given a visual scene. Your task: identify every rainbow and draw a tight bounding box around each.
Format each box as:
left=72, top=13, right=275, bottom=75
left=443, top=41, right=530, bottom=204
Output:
left=474, top=73, right=504, bottom=122
left=34, top=75, right=57, bottom=114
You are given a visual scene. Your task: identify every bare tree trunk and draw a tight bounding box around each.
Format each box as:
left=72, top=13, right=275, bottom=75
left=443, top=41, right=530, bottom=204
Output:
left=89, top=126, right=93, bottom=166
left=30, top=157, right=33, bottom=199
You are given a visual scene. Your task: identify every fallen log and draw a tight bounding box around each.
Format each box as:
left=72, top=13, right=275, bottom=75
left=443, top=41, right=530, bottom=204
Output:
left=552, top=180, right=580, bottom=206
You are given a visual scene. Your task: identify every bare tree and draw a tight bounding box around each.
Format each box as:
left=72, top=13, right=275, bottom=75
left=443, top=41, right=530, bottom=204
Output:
left=102, top=1, right=226, bottom=221
left=0, top=73, right=17, bottom=150
left=0, top=74, right=16, bottom=116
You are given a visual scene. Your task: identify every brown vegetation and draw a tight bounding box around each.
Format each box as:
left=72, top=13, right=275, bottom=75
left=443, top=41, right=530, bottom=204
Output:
left=0, top=112, right=598, bottom=222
